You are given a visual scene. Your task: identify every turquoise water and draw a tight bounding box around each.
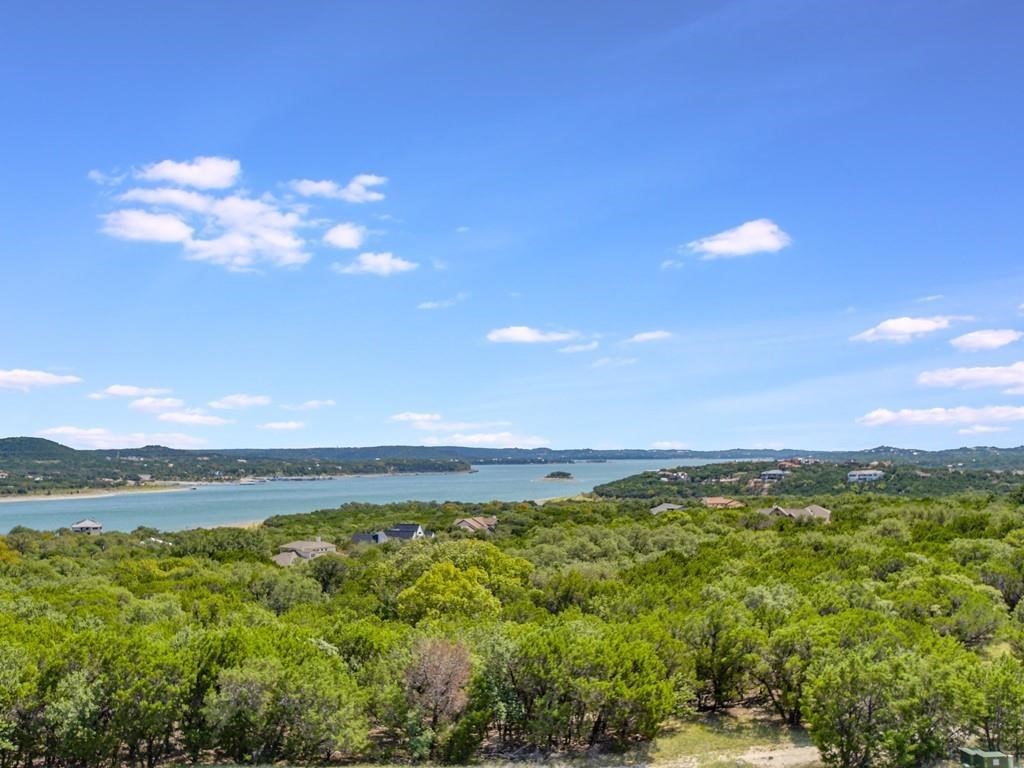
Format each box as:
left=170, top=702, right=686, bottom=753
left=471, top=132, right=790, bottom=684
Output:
left=0, top=459, right=714, bottom=533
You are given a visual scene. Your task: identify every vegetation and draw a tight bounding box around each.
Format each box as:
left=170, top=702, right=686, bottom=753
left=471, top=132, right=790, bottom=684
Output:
left=6, top=486, right=1024, bottom=766
left=0, top=438, right=470, bottom=496
left=595, top=460, right=1024, bottom=500
left=544, top=471, right=574, bottom=480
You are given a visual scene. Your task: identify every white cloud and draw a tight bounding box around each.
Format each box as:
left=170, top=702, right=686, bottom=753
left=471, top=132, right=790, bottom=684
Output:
left=918, top=361, right=1024, bottom=394
left=259, top=420, right=304, bottom=431
left=652, top=440, right=688, bottom=450
left=158, top=410, right=231, bottom=426
left=89, top=384, right=171, bottom=399
left=686, top=218, right=791, bottom=260
left=135, top=156, right=241, bottom=189
left=660, top=259, right=684, bottom=270
left=486, top=326, right=577, bottom=344
left=560, top=340, right=599, bottom=353
left=417, top=292, right=468, bottom=310
left=858, top=405, right=1024, bottom=427
left=87, top=169, right=125, bottom=186
left=422, top=431, right=549, bottom=448
left=958, top=425, right=1010, bottom=435
left=107, top=179, right=310, bottom=271
left=917, top=294, right=945, bottom=303
left=951, top=329, right=1023, bottom=351
left=0, top=369, right=82, bottom=392
left=391, top=412, right=442, bottom=422
left=288, top=174, right=387, bottom=203
left=102, top=209, right=193, bottom=243
left=128, top=396, right=184, bottom=413
left=852, top=315, right=971, bottom=343
left=332, top=252, right=418, bottom=276
left=626, top=330, right=672, bottom=343
left=282, top=399, right=336, bottom=411
left=323, top=222, right=367, bottom=250
left=591, top=357, right=637, bottom=368
left=209, top=393, right=271, bottom=410
left=38, top=426, right=206, bottom=450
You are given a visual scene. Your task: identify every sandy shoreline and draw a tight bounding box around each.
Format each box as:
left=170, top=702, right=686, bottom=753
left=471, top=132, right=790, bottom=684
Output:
left=0, top=485, right=190, bottom=505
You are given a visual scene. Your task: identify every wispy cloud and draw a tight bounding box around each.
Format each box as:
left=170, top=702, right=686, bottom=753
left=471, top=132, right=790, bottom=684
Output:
left=128, top=396, right=184, bottom=413
left=288, top=174, right=387, bottom=203
left=0, top=369, right=82, bottom=392
left=950, top=329, right=1023, bottom=351
left=652, top=440, right=687, bottom=449
left=259, top=420, right=304, bottom=431
left=209, top=394, right=271, bottom=409
left=417, top=292, right=468, bottom=310
left=560, top=340, right=599, bottom=353
left=486, top=326, right=577, bottom=343
left=102, top=209, right=193, bottom=243
left=852, top=315, right=972, bottom=343
left=625, top=330, right=672, bottom=343
left=87, top=168, right=126, bottom=186
left=38, top=426, right=206, bottom=450
left=282, top=399, right=336, bottom=411
left=332, top=252, right=418, bottom=276
left=685, top=218, right=791, bottom=260
left=591, top=357, right=637, bottom=369
left=135, top=156, right=241, bottom=189
left=158, top=410, right=231, bottom=426
left=391, top=412, right=442, bottom=423
left=88, top=384, right=171, bottom=399
left=917, top=294, right=945, bottom=303
left=958, top=424, right=1009, bottom=435
left=422, top=431, right=549, bottom=448
left=323, top=222, right=367, bottom=250
left=859, top=405, right=1024, bottom=427
left=918, top=361, right=1024, bottom=394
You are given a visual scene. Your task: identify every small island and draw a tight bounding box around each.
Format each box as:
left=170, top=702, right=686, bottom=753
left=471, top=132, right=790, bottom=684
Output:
left=544, top=470, right=574, bottom=480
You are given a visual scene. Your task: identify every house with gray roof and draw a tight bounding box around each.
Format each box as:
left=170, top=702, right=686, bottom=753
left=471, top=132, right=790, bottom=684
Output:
left=70, top=518, right=103, bottom=534
left=848, top=469, right=885, bottom=482
left=650, top=502, right=684, bottom=515
left=273, top=536, right=336, bottom=566
left=758, top=504, right=832, bottom=523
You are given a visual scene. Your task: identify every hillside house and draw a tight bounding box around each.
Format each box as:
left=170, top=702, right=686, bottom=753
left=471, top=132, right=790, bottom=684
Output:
left=273, top=536, right=336, bottom=566
left=759, top=504, right=832, bottom=523
left=760, top=469, right=788, bottom=482
left=352, top=522, right=434, bottom=545
left=650, top=502, right=684, bottom=515
left=848, top=469, right=885, bottom=482
left=453, top=515, right=498, bottom=533
left=701, top=496, right=744, bottom=509
left=70, top=518, right=103, bottom=535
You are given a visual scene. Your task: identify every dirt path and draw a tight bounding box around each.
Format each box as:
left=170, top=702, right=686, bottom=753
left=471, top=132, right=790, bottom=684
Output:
left=735, top=744, right=821, bottom=767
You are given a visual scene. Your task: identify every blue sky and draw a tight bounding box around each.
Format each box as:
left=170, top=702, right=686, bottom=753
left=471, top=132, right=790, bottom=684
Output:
left=2, top=1, right=1024, bottom=451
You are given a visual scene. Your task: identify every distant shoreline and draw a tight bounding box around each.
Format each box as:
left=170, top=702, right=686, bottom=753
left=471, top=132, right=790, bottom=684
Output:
left=0, top=485, right=190, bottom=505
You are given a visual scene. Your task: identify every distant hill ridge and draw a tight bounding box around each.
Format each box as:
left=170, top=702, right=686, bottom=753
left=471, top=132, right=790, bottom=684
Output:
left=3, top=436, right=1024, bottom=469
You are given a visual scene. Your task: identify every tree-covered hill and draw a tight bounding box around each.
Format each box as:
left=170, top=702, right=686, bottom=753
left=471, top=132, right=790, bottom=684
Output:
left=4, top=491, right=1024, bottom=766
left=594, top=460, right=1024, bottom=501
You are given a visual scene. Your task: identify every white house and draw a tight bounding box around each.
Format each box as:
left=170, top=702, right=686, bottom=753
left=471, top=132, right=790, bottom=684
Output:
left=848, top=469, right=885, bottom=482
left=70, top=518, right=103, bottom=535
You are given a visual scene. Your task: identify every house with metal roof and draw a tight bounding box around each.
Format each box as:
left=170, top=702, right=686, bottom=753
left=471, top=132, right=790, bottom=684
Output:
left=70, top=518, right=103, bottom=534
left=758, top=504, right=832, bottom=523
left=273, top=536, right=336, bottom=566
left=453, top=515, right=498, bottom=533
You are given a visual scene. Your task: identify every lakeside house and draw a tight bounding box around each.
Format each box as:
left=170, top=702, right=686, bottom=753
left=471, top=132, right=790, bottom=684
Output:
left=760, top=469, right=788, bottom=482
left=848, top=469, right=886, bottom=482
left=453, top=515, right=498, bottom=533
left=701, top=496, right=744, bottom=509
left=352, top=522, right=435, bottom=545
left=70, top=518, right=103, bottom=535
left=758, top=504, right=832, bottom=523
left=656, top=469, right=689, bottom=483
left=272, top=536, right=336, bottom=567
left=650, top=502, right=684, bottom=515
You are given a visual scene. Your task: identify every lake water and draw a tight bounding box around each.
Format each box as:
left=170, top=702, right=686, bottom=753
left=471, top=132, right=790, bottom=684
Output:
left=0, top=459, right=715, bottom=533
